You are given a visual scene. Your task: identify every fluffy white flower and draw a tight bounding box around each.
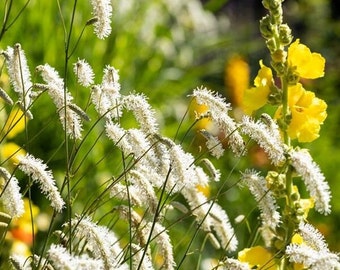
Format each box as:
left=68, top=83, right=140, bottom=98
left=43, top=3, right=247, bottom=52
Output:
left=240, top=116, right=285, bottom=166
left=286, top=244, right=340, bottom=269
left=190, top=87, right=244, bottom=156
left=74, top=59, right=94, bottom=87
left=209, top=203, right=238, bottom=251
left=36, top=64, right=83, bottom=139
left=145, top=222, right=175, bottom=270
left=90, top=0, right=112, bottom=39
left=17, top=154, right=65, bottom=212
left=71, top=217, right=128, bottom=269
left=91, top=66, right=122, bottom=119
left=298, top=222, right=329, bottom=251
left=0, top=167, right=24, bottom=218
left=200, top=130, right=225, bottom=159
left=241, top=170, right=281, bottom=230
left=223, top=258, right=251, bottom=270
left=290, top=149, right=331, bottom=214
left=3, top=44, right=33, bottom=116
left=122, top=93, right=158, bottom=134
left=48, top=244, right=104, bottom=270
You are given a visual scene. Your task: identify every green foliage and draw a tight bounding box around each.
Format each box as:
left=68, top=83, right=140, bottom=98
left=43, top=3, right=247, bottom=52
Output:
left=1, top=0, right=340, bottom=269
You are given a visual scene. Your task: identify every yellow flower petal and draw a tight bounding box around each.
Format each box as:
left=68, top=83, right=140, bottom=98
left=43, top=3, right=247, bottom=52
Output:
left=242, top=86, right=270, bottom=114
left=0, top=142, right=26, bottom=164
left=238, top=246, right=278, bottom=269
left=254, top=60, right=273, bottom=88
left=242, top=61, right=273, bottom=114
left=276, top=83, right=327, bottom=142
left=292, top=233, right=304, bottom=244
left=3, top=108, right=27, bottom=139
left=196, top=184, right=210, bottom=197
left=191, top=98, right=212, bottom=130
left=288, top=39, right=325, bottom=79
left=225, top=55, right=250, bottom=107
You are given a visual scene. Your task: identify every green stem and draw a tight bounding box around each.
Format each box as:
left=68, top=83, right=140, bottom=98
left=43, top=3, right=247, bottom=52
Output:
left=280, top=76, right=290, bottom=147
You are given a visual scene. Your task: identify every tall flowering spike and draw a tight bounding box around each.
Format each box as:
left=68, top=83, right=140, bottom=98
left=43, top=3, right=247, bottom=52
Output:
left=180, top=186, right=213, bottom=232
left=91, top=66, right=122, bottom=120
left=126, top=128, right=154, bottom=159
left=17, top=154, right=65, bottom=212
left=298, top=222, right=328, bottom=251
left=241, top=170, right=281, bottom=231
left=71, top=217, right=128, bottom=270
left=290, top=149, right=331, bottom=214
left=91, top=85, right=113, bottom=119
left=0, top=167, right=25, bottom=218
left=181, top=185, right=238, bottom=252
left=131, top=244, right=154, bottom=270
left=158, top=136, right=199, bottom=192
left=73, top=59, right=94, bottom=87
left=105, top=121, right=132, bottom=154
left=240, top=116, right=286, bottom=166
left=168, top=144, right=198, bottom=191
left=89, top=0, right=112, bottom=39
left=109, top=182, right=143, bottom=206
left=223, top=258, right=251, bottom=270
left=146, top=222, right=176, bottom=270
left=127, top=170, right=158, bottom=213
left=209, top=203, right=238, bottom=251
left=36, top=64, right=83, bottom=139
left=47, top=244, right=104, bottom=270
left=200, top=130, right=225, bottom=159
left=200, top=158, right=221, bottom=182
left=10, top=254, right=34, bottom=270
left=285, top=244, right=340, bottom=270
left=122, top=93, right=158, bottom=134
left=190, top=87, right=245, bottom=157
left=0, top=86, right=14, bottom=105
left=3, top=44, right=33, bottom=116
left=102, top=66, right=120, bottom=91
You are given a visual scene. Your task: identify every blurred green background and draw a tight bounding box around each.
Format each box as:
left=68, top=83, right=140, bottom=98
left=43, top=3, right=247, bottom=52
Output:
left=1, top=0, right=340, bottom=267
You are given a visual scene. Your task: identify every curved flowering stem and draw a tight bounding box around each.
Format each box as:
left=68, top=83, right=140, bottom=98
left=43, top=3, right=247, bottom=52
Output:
left=0, top=0, right=31, bottom=41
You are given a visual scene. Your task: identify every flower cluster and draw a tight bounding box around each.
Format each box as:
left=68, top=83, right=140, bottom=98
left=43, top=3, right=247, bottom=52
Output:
left=0, top=0, right=337, bottom=270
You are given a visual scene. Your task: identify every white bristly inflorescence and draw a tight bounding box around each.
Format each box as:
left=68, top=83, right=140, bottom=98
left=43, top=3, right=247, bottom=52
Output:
left=17, top=154, right=65, bottom=212
left=290, top=149, right=331, bottom=215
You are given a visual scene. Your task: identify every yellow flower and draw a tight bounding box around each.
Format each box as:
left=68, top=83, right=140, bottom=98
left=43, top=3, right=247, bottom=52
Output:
left=225, top=55, right=250, bottom=107
left=196, top=184, right=210, bottom=197
left=0, top=142, right=26, bottom=164
left=288, top=39, right=325, bottom=79
left=238, top=246, right=278, bottom=269
left=275, top=83, right=327, bottom=142
left=3, top=107, right=27, bottom=139
left=242, top=61, right=273, bottom=114
left=190, top=98, right=212, bottom=130
left=1, top=107, right=27, bottom=164
left=8, top=199, right=40, bottom=256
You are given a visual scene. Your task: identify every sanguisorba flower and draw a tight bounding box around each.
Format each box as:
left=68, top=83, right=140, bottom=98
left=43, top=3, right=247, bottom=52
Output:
left=288, top=39, right=325, bottom=79
left=89, top=0, right=113, bottom=39
left=17, top=154, right=65, bottom=212
left=242, top=60, right=273, bottom=115
left=275, top=83, right=327, bottom=142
